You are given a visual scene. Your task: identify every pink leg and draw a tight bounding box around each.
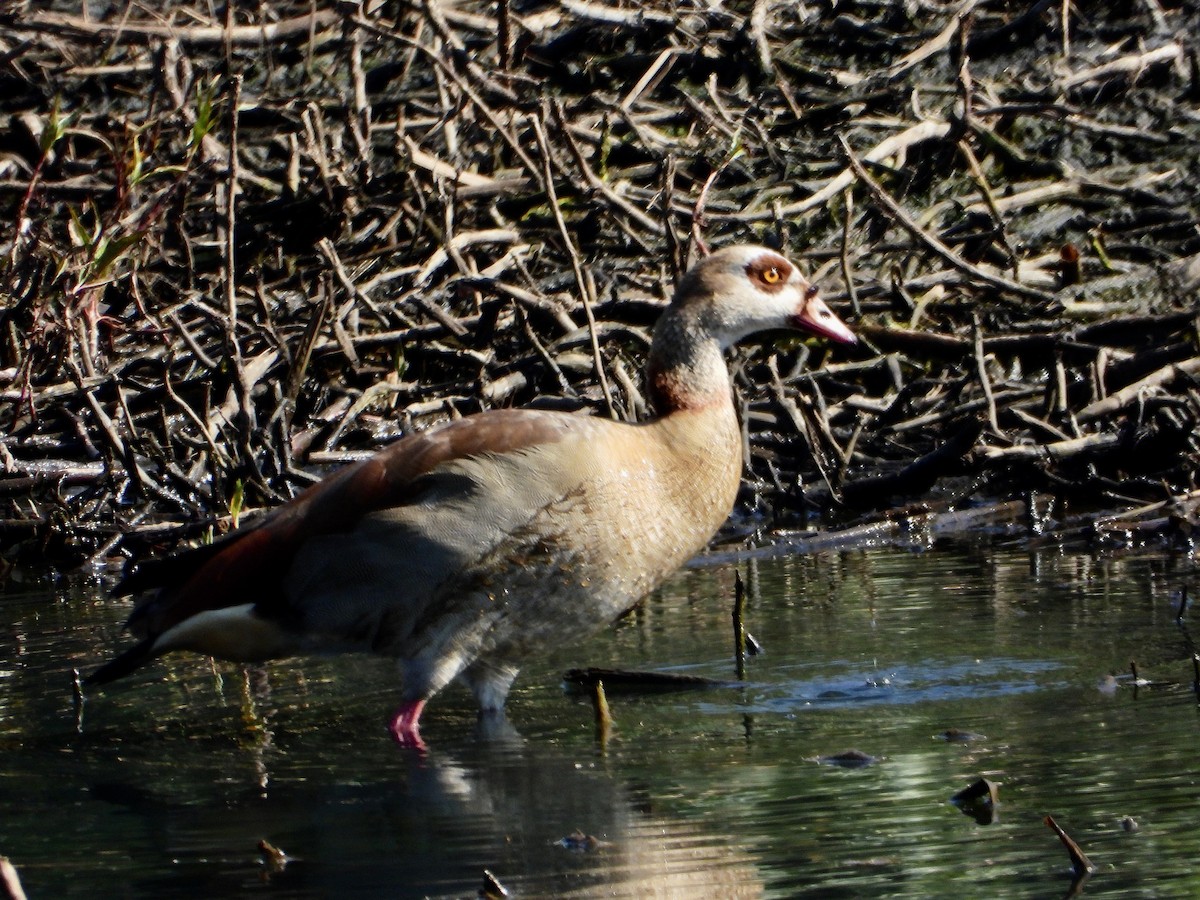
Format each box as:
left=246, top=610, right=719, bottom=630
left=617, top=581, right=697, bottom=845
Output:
left=388, top=698, right=428, bottom=751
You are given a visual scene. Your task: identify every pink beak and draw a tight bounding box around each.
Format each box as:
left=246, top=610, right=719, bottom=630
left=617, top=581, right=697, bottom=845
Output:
left=793, top=289, right=856, bottom=345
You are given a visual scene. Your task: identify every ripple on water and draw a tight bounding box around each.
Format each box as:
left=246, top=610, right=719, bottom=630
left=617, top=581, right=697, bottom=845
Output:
left=727, top=657, right=1069, bottom=716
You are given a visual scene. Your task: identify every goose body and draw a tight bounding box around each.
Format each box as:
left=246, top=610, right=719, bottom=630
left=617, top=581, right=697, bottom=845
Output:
left=88, top=245, right=855, bottom=746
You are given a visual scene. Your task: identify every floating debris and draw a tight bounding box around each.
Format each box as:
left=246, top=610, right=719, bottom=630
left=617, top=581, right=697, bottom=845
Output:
left=479, top=869, right=510, bottom=899
left=812, top=749, right=879, bottom=768
left=1130, top=660, right=1151, bottom=687
left=1126, top=660, right=1174, bottom=690
left=935, top=728, right=986, bottom=742
left=555, top=830, right=612, bottom=852
left=257, top=839, right=292, bottom=874
left=950, top=777, right=1000, bottom=825
left=841, top=856, right=899, bottom=870
left=744, top=632, right=764, bottom=657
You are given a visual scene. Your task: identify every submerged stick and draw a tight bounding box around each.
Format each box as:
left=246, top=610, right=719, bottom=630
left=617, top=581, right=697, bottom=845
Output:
left=257, top=839, right=290, bottom=874
left=71, top=666, right=85, bottom=734
left=1044, top=815, right=1094, bottom=876
left=480, top=869, right=511, bottom=899
left=733, top=569, right=747, bottom=680
left=591, top=678, right=612, bottom=730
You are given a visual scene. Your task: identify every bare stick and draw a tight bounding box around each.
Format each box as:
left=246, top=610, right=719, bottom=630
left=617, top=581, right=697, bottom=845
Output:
left=550, top=100, right=661, bottom=240
left=1060, top=0, right=1070, bottom=60
left=347, top=16, right=371, bottom=179
left=884, top=0, right=983, bottom=81
left=839, top=188, right=861, bottom=317
left=973, top=313, right=1002, bottom=436
left=530, top=115, right=616, bottom=419
left=691, top=155, right=740, bottom=258
left=352, top=15, right=540, bottom=179
left=838, top=135, right=1054, bottom=302
left=720, top=120, right=952, bottom=222
left=223, top=74, right=241, bottom=329
left=959, top=139, right=1019, bottom=278
left=16, top=8, right=342, bottom=47
left=1044, top=815, right=1094, bottom=876
left=733, top=569, right=747, bottom=681
left=591, top=677, right=613, bottom=750
left=223, top=73, right=260, bottom=478
left=982, top=432, right=1119, bottom=463
left=1058, top=41, right=1182, bottom=91
left=1077, top=357, right=1200, bottom=422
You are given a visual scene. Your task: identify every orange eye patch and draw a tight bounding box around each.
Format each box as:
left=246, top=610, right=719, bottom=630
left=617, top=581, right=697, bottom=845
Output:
left=746, top=254, right=793, bottom=293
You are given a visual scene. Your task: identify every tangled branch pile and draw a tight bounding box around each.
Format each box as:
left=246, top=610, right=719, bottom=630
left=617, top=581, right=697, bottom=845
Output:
left=1, top=0, right=1199, bottom=568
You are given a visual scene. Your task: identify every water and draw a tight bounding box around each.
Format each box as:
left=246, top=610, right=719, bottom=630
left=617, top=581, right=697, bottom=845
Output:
left=2, top=543, right=1199, bottom=898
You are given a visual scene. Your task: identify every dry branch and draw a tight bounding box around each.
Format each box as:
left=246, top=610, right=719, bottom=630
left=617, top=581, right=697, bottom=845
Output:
left=1, top=0, right=1198, bottom=564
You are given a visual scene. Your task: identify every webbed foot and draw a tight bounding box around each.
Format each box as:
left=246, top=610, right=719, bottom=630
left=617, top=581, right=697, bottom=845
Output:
left=388, top=699, right=428, bottom=752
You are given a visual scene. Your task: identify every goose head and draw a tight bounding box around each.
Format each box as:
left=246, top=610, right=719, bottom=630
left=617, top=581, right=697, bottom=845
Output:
left=669, top=245, right=857, bottom=349
left=648, top=245, right=856, bottom=412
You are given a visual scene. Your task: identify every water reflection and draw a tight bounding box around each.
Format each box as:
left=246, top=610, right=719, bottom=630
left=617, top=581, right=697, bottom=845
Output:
left=0, top=544, right=1198, bottom=898
left=72, top=726, right=766, bottom=899
left=68, top=691, right=758, bottom=900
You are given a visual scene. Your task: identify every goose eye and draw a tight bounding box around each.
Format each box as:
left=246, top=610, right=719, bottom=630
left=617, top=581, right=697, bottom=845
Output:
left=745, top=255, right=792, bottom=292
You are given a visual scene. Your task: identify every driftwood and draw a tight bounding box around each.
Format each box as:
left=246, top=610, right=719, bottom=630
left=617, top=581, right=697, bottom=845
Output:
left=1, top=1, right=1199, bottom=568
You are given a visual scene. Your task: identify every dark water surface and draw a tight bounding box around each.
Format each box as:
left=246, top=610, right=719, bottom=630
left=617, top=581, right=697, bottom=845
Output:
left=2, top=543, right=1199, bottom=898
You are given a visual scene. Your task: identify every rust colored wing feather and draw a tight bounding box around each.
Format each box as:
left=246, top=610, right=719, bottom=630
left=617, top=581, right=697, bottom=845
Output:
left=114, top=523, right=264, bottom=598
left=121, top=409, right=575, bottom=639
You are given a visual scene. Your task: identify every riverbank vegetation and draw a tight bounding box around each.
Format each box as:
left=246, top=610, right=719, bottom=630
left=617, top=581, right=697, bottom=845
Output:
left=2, top=1, right=1198, bottom=569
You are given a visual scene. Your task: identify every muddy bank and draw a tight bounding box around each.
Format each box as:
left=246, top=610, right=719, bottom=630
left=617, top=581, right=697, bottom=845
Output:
left=1, top=1, right=1198, bottom=568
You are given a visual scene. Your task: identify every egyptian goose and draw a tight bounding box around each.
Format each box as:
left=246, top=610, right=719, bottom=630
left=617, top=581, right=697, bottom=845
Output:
left=88, top=245, right=855, bottom=746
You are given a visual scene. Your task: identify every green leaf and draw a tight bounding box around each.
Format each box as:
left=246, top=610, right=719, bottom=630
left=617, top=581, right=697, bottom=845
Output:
left=41, top=97, right=72, bottom=155
left=229, top=478, right=245, bottom=528
left=92, top=230, right=146, bottom=278
left=128, top=132, right=145, bottom=187
left=189, top=76, right=221, bottom=151
left=67, top=207, right=90, bottom=249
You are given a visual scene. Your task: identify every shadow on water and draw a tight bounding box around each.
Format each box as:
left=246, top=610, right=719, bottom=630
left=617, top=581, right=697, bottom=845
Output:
left=2, top=542, right=1199, bottom=898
